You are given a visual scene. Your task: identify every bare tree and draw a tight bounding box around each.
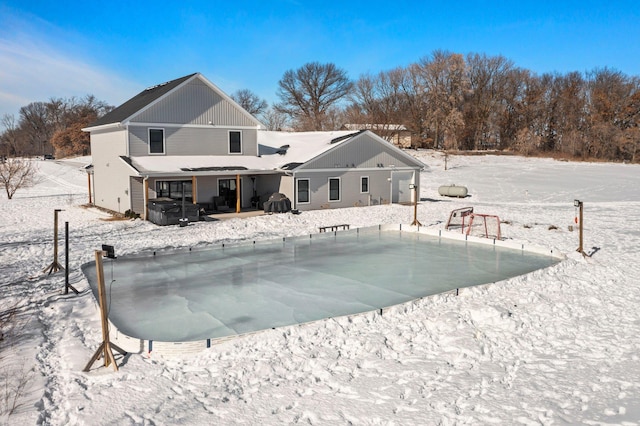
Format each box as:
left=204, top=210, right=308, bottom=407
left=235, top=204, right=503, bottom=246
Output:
left=554, top=72, right=587, bottom=155
left=0, top=114, right=21, bottom=156
left=463, top=53, right=514, bottom=150
left=398, top=64, right=430, bottom=147
left=418, top=50, right=467, bottom=150
left=585, top=68, right=639, bottom=160
left=261, top=106, right=290, bottom=131
left=349, top=69, right=406, bottom=140
left=620, top=88, right=640, bottom=162
left=348, top=73, right=378, bottom=125
left=276, top=62, right=352, bottom=130
left=230, top=89, right=268, bottom=117
left=0, top=158, right=36, bottom=199
left=19, top=102, right=55, bottom=156
left=50, top=95, right=109, bottom=157
left=0, top=96, right=112, bottom=158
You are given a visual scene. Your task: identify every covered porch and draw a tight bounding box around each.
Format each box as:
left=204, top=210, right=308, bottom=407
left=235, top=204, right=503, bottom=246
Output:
left=133, top=169, right=288, bottom=221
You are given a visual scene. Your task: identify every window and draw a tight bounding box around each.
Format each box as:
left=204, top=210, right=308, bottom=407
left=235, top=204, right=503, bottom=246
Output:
left=229, top=130, right=242, bottom=154
left=149, top=128, right=165, bottom=154
left=361, top=176, right=369, bottom=193
left=297, top=179, right=310, bottom=204
left=329, top=178, right=340, bottom=202
left=156, top=180, right=192, bottom=202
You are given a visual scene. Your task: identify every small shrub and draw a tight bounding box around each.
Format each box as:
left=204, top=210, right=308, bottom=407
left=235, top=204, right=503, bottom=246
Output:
left=523, top=224, right=532, bottom=229
left=548, top=225, right=559, bottom=230
left=124, top=209, right=140, bottom=219
left=0, top=364, right=33, bottom=416
left=0, top=303, right=33, bottom=417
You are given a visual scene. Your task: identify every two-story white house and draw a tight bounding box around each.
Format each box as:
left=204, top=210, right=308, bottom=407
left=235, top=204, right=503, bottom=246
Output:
left=83, top=73, right=425, bottom=220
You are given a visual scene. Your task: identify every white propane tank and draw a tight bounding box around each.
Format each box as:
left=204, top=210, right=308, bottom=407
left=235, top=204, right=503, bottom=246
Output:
left=438, top=184, right=468, bottom=198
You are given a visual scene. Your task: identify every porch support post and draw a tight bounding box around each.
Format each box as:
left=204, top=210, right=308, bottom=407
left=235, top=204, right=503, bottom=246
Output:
left=235, top=174, right=241, bottom=213
left=192, top=175, right=197, bottom=204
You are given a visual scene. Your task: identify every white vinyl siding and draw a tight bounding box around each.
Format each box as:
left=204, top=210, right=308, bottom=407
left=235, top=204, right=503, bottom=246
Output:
left=89, top=128, right=132, bottom=213
left=131, top=77, right=261, bottom=127
left=129, top=126, right=258, bottom=157
left=148, top=128, right=165, bottom=154
left=328, top=177, right=340, bottom=202
left=297, top=132, right=422, bottom=171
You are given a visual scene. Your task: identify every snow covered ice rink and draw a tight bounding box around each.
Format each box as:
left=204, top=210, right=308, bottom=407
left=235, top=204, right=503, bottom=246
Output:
left=2, top=152, right=640, bottom=424
left=83, top=229, right=558, bottom=342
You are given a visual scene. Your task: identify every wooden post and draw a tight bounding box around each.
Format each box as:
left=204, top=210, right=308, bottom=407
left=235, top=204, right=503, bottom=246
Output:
left=84, top=250, right=126, bottom=372
left=192, top=176, right=197, bottom=204
left=576, top=200, right=585, bottom=255
left=64, top=222, right=79, bottom=295
left=410, top=184, right=421, bottom=226
left=235, top=174, right=241, bottom=213
left=44, top=209, right=64, bottom=274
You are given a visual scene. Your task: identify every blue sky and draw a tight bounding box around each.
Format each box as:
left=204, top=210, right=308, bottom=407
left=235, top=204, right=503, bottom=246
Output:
left=1, top=1, right=639, bottom=118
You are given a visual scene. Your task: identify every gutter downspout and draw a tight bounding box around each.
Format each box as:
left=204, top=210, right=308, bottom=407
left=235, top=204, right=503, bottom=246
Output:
left=291, top=170, right=296, bottom=210
left=87, top=171, right=92, bottom=204
left=276, top=168, right=295, bottom=209
left=125, top=123, right=130, bottom=157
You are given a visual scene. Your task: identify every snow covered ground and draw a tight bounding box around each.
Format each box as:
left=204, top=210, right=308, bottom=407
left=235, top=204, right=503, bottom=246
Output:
left=1, top=152, right=640, bottom=425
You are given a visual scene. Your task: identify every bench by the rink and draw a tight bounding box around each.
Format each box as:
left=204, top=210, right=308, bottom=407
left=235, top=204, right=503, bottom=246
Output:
left=319, top=224, right=350, bottom=233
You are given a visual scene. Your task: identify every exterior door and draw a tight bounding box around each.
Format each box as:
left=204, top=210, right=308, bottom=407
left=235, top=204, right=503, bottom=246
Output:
left=391, top=171, right=414, bottom=204
left=218, top=178, right=238, bottom=207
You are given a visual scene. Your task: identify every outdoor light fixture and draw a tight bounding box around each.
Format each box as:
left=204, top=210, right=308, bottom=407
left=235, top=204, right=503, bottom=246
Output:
left=409, top=184, right=416, bottom=189
left=102, top=244, right=116, bottom=259
left=574, top=199, right=582, bottom=207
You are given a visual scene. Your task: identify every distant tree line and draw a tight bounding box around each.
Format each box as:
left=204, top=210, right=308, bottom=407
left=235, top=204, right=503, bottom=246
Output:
left=3, top=51, right=639, bottom=162
left=267, top=52, right=640, bottom=162
left=0, top=95, right=112, bottom=158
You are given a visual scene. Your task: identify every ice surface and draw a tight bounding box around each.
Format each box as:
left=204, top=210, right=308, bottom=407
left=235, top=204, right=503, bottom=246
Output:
left=83, top=228, right=558, bottom=341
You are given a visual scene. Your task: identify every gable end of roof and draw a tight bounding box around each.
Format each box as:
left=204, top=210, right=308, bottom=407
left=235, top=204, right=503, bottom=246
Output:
left=86, top=73, right=198, bottom=128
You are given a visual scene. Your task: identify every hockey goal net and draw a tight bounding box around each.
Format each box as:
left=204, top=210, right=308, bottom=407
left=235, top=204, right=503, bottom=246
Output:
left=446, top=208, right=502, bottom=240
left=445, top=207, right=474, bottom=232
left=466, top=213, right=502, bottom=240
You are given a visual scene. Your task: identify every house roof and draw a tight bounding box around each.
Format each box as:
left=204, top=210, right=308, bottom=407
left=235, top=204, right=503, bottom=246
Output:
left=129, top=154, right=270, bottom=175
left=342, top=123, right=408, bottom=131
left=88, top=73, right=198, bottom=128
left=257, top=130, right=359, bottom=167
left=124, top=130, right=426, bottom=176
left=127, top=130, right=358, bottom=175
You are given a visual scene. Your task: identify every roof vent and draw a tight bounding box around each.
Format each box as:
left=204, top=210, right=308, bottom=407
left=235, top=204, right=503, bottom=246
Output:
left=276, top=144, right=290, bottom=155
left=144, top=81, right=169, bottom=91
left=330, top=132, right=359, bottom=144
